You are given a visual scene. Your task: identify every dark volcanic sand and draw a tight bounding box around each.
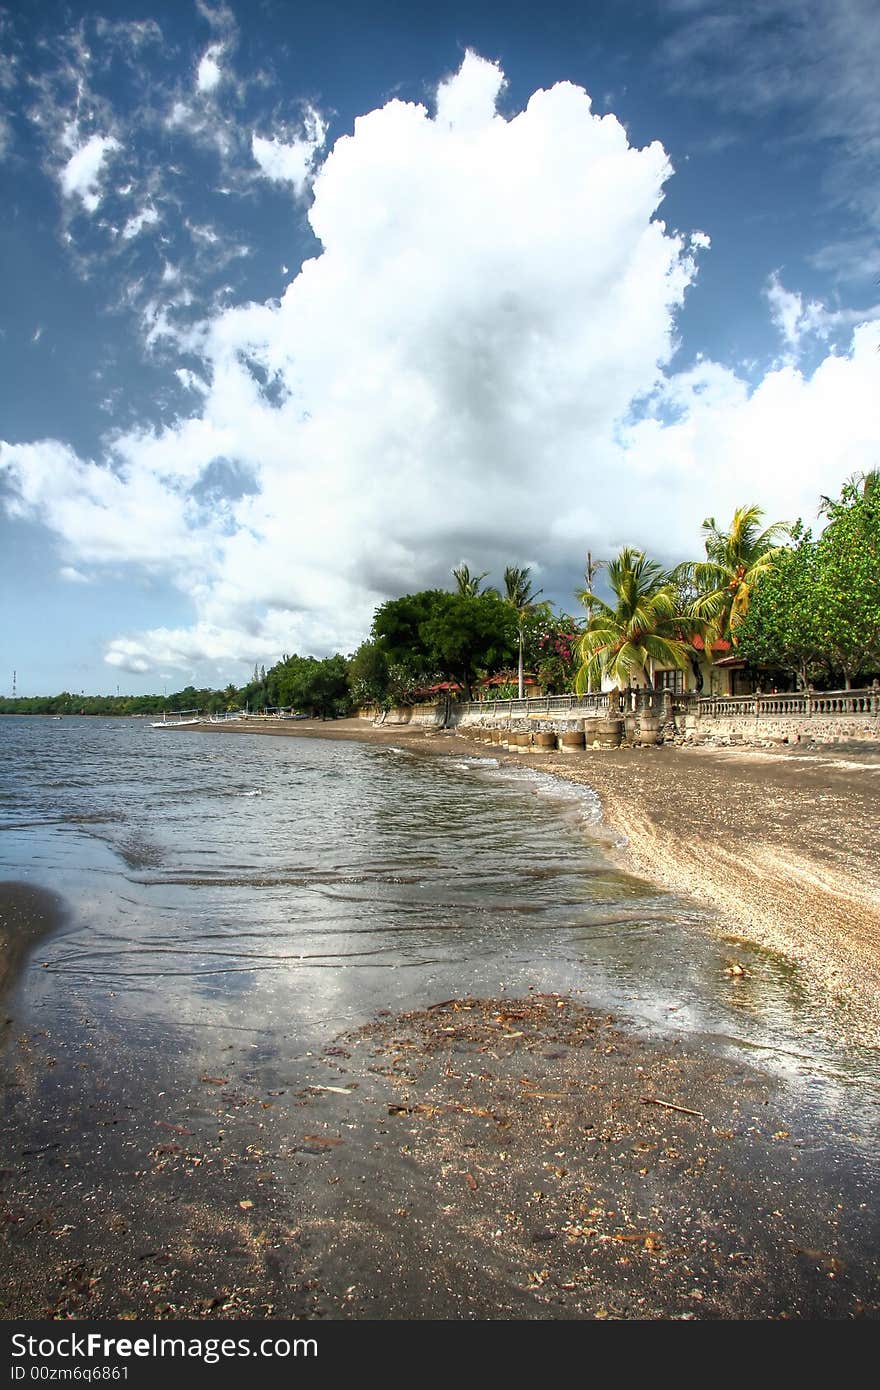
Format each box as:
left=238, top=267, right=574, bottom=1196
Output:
left=2, top=994, right=878, bottom=1319
left=0, top=882, right=67, bottom=998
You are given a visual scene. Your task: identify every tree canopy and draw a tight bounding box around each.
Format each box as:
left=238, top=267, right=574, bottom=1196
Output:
left=676, top=505, right=790, bottom=646
left=738, top=472, right=880, bottom=688
left=575, top=547, right=695, bottom=692
left=372, top=589, right=517, bottom=699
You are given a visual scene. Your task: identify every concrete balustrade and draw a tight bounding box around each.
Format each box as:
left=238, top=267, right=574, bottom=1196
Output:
left=364, top=684, right=879, bottom=749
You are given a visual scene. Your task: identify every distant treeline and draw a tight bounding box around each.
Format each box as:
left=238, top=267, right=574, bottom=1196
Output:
left=0, top=658, right=356, bottom=720
left=0, top=689, right=229, bottom=717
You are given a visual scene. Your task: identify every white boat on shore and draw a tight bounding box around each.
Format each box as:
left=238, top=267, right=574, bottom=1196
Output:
left=151, top=709, right=202, bottom=728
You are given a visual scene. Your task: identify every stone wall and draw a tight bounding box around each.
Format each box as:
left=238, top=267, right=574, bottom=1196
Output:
left=674, top=709, right=880, bottom=747
left=374, top=702, right=447, bottom=727
left=365, top=697, right=879, bottom=748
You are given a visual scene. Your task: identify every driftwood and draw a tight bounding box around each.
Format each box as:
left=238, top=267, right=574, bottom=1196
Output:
left=640, top=1096, right=704, bottom=1119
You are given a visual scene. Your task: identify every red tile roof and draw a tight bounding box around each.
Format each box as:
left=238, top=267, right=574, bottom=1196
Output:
left=691, top=634, right=732, bottom=654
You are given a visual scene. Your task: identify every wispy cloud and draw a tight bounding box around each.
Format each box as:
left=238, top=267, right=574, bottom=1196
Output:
left=10, top=4, right=323, bottom=364
left=251, top=107, right=327, bottom=195
left=196, top=44, right=225, bottom=95
left=764, top=270, right=880, bottom=362
left=658, top=1, right=880, bottom=245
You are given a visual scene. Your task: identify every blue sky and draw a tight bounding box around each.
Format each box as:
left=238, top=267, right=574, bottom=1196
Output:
left=1, top=0, right=878, bottom=695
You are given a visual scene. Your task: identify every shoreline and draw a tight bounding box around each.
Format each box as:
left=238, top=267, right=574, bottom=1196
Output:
left=183, top=716, right=880, bottom=1045
left=0, top=882, right=68, bottom=1000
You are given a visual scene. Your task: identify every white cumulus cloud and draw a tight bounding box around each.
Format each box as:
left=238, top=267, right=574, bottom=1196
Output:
left=3, top=52, right=879, bottom=681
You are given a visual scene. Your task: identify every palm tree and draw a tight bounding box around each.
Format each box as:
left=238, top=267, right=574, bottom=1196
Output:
left=452, top=563, right=492, bottom=597
left=677, top=505, right=790, bottom=647
left=503, top=565, right=542, bottom=699
left=575, top=547, right=693, bottom=693
left=582, top=551, right=606, bottom=692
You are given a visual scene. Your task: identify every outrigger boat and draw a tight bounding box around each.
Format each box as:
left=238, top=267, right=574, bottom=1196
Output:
left=151, top=708, right=201, bottom=728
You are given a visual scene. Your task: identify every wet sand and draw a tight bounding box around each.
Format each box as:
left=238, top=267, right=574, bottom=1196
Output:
left=0, top=882, right=67, bottom=999
left=2, top=993, right=878, bottom=1319
left=193, top=718, right=880, bottom=1044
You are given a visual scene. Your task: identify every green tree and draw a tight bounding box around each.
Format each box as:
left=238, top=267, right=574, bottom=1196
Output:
left=372, top=589, right=516, bottom=700
left=502, top=566, right=542, bottom=699
left=575, top=547, right=694, bottom=692
left=736, top=526, right=822, bottom=688
left=677, top=505, right=790, bottom=646
left=452, top=564, right=495, bottom=597
left=812, top=470, right=880, bottom=687
left=274, top=653, right=351, bottom=717
left=347, top=640, right=390, bottom=707
left=421, top=592, right=517, bottom=699
left=373, top=590, right=447, bottom=668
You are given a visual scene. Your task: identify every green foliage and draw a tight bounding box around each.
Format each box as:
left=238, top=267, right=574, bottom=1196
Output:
left=0, top=692, right=169, bottom=716
left=528, top=610, right=582, bottom=693
left=575, top=547, right=695, bottom=692
left=421, top=592, right=517, bottom=699
left=452, top=564, right=495, bottom=597
left=0, top=685, right=226, bottom=716
left=676, top=504, right=790, bottom=645
left=272, top=653, right=352, bottom=717
left=813, top=471, right=880, bottom=684
left=372, top=589, right=517, bottom=700
left=373, top=591, right=446, bottom=665
left=347, top=641, right=389, bottom=707
left=738, top=473, right=880, bottom=688
left=735, top=525, right=821, bottom=686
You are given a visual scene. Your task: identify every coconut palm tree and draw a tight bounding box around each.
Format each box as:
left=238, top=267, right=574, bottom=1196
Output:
left=581, top=551, right=606, bottom=692
left=503, top=566, right=542, bottom=699
left=575, top=547, right=693, bottom=693
left=677, top=505, right=790, bottom=647
left=452, top=564, right=492, bottom=597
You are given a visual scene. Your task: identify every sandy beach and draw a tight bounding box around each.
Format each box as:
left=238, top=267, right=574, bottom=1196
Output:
left=193, top=717, right=880, bottom=1046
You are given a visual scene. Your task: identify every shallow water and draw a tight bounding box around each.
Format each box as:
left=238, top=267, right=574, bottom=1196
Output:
left=0, top=715, right=878, bottom=1137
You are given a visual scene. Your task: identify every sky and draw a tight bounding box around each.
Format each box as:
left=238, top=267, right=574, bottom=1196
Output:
left=1, top=0, right=878, bottom=696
